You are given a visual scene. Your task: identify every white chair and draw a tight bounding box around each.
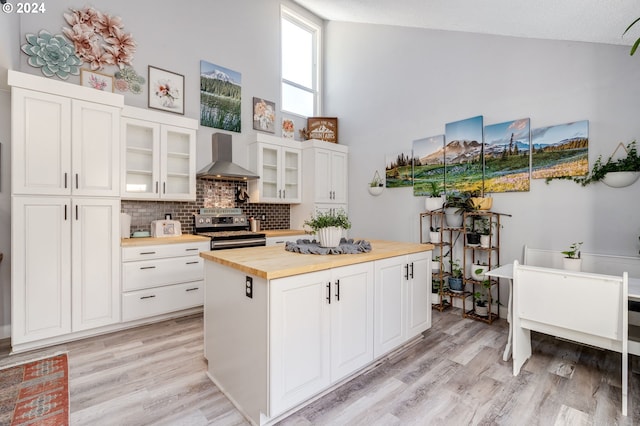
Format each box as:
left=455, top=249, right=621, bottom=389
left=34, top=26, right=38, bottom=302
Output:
left=512, top=261, right=628, bottom=416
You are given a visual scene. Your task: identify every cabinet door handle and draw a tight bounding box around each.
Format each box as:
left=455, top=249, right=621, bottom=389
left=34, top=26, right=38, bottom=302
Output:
left=140, top=266, right=156, bottom=270
left=335, top=279, right=340, bottom=301
left=140, top=251, right=156, bottom=255
left=75, top=173, right=79, bottom=189
left=410, top=262, right=414, bottom=279
left=186, top=287, right=199, bottom=292
left=282, top=189, right=286, bottom=198
left=155, top=181, right=159, bottom=193
left=75, top=204, right=78, bottom=220
left=163, top=182, right=166, bottom=194
left=64, top=172, right=68, bottom=189
left=185, top=248, right=199, bottom=252
left=326, top=282, right=331, bottom=304
left=278, top=189, right=282, bottom=198
left=64, top=204, right=68, bottom=221
left=186, top=261, right=199, bottom=265
left=140, top=295, right=156, bottom=300
left=404, top=264, right=409, bottom=280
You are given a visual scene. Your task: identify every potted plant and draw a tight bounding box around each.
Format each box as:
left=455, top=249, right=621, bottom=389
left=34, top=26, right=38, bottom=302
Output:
left=368, top=170, right=384, bottom=196
left=425, top=180, right=445, bottom=211
left=469, top=189, right=493, bottom=211
left=561, top=241, right=583, bottom=271
left=473, top=291, right=489, bottom=317
left=465, top=224, right=481, bottom=246
left=448, top=259, right=463, bottom=292
left=545, top=141, right=640, bottom=187
left=429, top=225, right=441, bottom=243
left=303, top=209, right=351, bottom=248
left=477, top=217, right=492, bottom=248
left=444, top=192, right=469, bottom=228
left=471, top=261, right=489, bottom=281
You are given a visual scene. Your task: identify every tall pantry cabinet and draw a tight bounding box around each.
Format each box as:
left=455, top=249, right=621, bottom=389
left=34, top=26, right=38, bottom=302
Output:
left=9, top=71, right=123, bottom=350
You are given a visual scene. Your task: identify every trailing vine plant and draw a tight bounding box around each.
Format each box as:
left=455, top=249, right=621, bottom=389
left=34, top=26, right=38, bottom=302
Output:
left=545, top=140, right=640, bottom=186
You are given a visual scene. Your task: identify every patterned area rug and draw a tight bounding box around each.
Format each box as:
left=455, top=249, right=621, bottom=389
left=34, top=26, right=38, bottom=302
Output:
left=0, top=354, right=69, bottom=425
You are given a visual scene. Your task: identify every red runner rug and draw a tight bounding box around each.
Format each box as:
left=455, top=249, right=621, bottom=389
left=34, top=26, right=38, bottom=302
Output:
left=0, top=353, right=69, bottom=425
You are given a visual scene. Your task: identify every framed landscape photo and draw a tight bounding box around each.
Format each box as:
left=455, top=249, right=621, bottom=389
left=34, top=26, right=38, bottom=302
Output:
left=148, top=66, right=184, bottom=114
left=307, top=117, right=338, bottom=143
left=80, top=69, right=114, bottom=92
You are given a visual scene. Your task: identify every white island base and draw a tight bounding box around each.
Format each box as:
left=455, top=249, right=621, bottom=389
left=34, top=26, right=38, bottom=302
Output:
left=201, top=240, right=433, bottom=425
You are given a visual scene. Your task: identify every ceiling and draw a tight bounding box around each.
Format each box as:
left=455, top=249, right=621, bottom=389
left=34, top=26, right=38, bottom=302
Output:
left=293, top=0, right=640, bottom=47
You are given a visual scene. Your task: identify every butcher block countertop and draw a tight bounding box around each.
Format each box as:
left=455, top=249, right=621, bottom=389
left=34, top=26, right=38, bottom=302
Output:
left=262, top=229, right=306, bottom=238
left=200, top=240, right=434, bottom=279
left=121, top=234, right=210, bottom=247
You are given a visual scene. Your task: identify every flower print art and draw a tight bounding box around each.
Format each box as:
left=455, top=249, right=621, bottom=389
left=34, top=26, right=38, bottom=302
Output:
left=148, top=66, right=185, bottom=114
left=253, top=98, right=276, bottom=133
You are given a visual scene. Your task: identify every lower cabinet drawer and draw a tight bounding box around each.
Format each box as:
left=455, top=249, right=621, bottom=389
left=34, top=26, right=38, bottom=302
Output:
left=122, top=281, right=203, bottom=322
left=122, top=256, right=204, bottom=291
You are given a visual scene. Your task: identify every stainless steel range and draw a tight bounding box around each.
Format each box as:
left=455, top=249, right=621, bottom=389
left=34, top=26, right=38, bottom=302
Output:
left=194, top=208, right=266, bottom=250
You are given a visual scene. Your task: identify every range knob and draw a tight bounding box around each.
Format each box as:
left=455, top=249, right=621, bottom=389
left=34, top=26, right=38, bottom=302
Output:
left=198, top=218, right=205, bottom=224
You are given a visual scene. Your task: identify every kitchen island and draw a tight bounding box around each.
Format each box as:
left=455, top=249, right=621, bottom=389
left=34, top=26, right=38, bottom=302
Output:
left=201, top=240, right=433, bottom=425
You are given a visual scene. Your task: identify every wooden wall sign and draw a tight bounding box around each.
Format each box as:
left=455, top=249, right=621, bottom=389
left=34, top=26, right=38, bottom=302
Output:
left=307, top=117, right=338, bottom=143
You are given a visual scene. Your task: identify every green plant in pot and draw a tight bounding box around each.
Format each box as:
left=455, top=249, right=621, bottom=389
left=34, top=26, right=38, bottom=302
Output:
left=425, top=180, right=445, bottom=211
left=473, top=291, right=489, bottom=317
left=448, top=259, right=463, bottom=292
left=304, top=209, right=351, bottom=248
left=562, top=241, right=583, bottom=271
left=444, top=192, right=471, bottom=228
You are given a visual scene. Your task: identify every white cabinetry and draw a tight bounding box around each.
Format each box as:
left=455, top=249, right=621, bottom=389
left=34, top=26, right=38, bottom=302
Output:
left=248, top=134, right=301, bottom=204
left=290, top=140, right=348, bottom=229
left=374, top=252, right=431, bottom=357
left=121, top=106, right=198, bottom=201
left=9, top=70, right=123, bottom=351
left=269, top=262, right=374, bottom=416
left=121, top=241, right=210, bottom=321
left=11, top=89, right=120, bottom=196
left=12, top=196, right=121, bottom=345
left=265, top=234, right=307, bottom=246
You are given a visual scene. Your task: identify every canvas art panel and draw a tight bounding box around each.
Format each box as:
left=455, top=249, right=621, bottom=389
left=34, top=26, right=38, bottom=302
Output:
left=253, top=97, right=276, bottom=133
left=200, top=60, right=242, bottom=132
left=80, top=69, right=114, bottom=92
left=413, top=135, right=445, bottom=196
left=483, top=118, right=531, bottom=192
left=148, top=66, right=184, bottom=114
left=444, top=115, right=484, bottom=193
left=386, top=150, right=413, bottom=188
left=531, top=120, right=589, bottom=179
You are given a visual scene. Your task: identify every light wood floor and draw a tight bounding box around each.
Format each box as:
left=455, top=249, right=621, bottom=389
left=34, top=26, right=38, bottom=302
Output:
left=1, top=308, right=638, bottom=425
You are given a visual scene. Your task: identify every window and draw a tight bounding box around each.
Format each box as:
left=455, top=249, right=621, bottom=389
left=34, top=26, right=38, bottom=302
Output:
left=281, top=7, right=321, bottom=117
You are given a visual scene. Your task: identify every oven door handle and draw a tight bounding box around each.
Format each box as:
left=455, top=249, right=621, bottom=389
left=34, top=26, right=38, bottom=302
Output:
left=211, top=238, right=266, bottom=249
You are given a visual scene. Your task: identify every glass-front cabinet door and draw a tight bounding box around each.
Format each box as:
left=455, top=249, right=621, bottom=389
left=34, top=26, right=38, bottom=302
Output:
left=282, top=147, right=301, bottom=203
left=161, top=125, right=196, bottom=200
left=260, top=145, right=280, bottom=200
left=121, top=118, right=160, bottom=199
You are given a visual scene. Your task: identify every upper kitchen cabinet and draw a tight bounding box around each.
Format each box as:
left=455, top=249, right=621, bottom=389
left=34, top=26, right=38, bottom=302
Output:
left=248, top=134, right=301, bottom=204
left=9, top=71, right=123, bottom=197
left=121, top=106, right=198, bottom=201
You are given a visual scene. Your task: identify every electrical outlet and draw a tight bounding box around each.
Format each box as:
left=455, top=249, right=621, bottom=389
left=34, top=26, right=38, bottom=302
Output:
left=260, top=214, right=266, bottom=221
left=245, top=276, right=253, bottom=298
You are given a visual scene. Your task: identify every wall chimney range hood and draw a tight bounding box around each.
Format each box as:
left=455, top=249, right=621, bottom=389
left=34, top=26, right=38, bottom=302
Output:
left=197, top=133, right=260, bottom=181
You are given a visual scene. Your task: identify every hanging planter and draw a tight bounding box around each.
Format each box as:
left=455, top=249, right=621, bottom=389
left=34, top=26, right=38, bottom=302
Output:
left=368, top=170, right=384, bottom=196
left=601, top=171, right=640, bottom=188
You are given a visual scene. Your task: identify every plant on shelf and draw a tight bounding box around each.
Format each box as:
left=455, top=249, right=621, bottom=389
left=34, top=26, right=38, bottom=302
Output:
left=303, top=209, right=351, bottom=248
left=443, top=192, right=472, bottom=227
left=545, top=141, right=640, bottom=187
left=448, top=259, right=464, bottom=292
left=425, top=180, right=445, bottom=211
left=471, top=261, right=489, bottom=281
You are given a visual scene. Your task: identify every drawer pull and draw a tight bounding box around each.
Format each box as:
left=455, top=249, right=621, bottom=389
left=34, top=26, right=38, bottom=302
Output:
left=186, top=287, right=199, bottom=292
left=140, top=266, right=156, bottom=270
left=140, top=295, right=156, bottom=300
left=140, top=251, right=156, bottom=255
left=186, top=261, right=199, bottom=265
left=185, top=248, right=199, bottom=251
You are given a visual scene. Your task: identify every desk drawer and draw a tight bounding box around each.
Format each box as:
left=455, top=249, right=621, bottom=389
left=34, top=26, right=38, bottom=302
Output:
left=122, top=281, right=203, bottom=322
left=122, top=256, right=204, bottom=291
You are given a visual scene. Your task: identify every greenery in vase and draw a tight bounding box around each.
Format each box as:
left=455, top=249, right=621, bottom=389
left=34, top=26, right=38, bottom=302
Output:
left=561, top=242, right=583, bottom=259
left=304, top=209, right=351, bottom=233
left=545, top=141, right=640, bottom=186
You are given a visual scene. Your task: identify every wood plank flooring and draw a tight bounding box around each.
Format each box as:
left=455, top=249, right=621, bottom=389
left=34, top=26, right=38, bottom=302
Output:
left=1, top=308, right=638, bottom=425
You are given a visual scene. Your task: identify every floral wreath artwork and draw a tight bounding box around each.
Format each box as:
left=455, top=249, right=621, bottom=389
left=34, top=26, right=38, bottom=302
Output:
left=62, top=6, right=136, bottom=71
left=114, top=66, right=145, bottom=94
left=21, top=30, right=83, bottom=79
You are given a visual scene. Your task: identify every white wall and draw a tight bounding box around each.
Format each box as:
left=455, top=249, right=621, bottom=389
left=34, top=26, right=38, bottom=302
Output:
left=0, top=0, right=320, bottom=339
left=324, top=22, right=640, bottom=271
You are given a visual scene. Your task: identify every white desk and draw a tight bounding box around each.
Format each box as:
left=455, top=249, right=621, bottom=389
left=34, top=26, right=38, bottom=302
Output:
left=486, top=263, right=640, bottom=361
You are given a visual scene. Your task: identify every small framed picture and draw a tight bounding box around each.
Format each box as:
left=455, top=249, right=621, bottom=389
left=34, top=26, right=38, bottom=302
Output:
left=253, top=97, right=276, bottom=133
left=148, top=66, right=184, bottom=115
left=80, top=69, right=114, bottom=92
left=307, top=117, right=338, bottom=143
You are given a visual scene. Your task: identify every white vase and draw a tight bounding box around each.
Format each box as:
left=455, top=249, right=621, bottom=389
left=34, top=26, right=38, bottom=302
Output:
left=444, top=207, right=463, bottom=228
left=480, top=234, right=491, bottom=248
left=471, top=264, right=489, bottom=281
left=475, top=304, right=488, bottom=317
left=318, top=226, right=342, bottom=248
left=563, top=257, right=582, bottom=271
left=425, top=196, right=444, bottom=211
left=429, top=231, right=441, bottom=243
